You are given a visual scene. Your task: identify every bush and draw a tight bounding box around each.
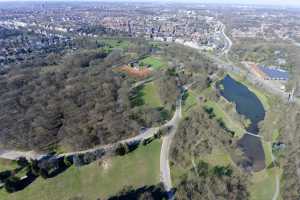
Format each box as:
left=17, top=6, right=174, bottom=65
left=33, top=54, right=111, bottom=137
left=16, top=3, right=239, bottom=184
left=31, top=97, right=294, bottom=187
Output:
left=4, top=176, right=20, bottom=193
left=115, top=143, right=129, bottom=156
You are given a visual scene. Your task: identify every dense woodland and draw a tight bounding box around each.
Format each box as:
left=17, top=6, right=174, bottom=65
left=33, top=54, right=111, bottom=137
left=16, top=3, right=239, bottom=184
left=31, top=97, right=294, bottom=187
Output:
left=170, top=106, right=249, bottom=199
left=276, top=104, right=300, bottom=199
left=176, top=161, right=249, bottom=200
left=0, top=38, right=174, bottom=152
left=0, top=48, right=139, bottom=151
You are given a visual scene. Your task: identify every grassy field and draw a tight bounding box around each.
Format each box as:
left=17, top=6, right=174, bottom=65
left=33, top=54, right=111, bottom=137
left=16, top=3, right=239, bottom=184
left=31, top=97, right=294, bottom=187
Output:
left=204, top=100, right=246, bottom=137
left=139, top=56, right=167, bottom=70
left=201, top=148, right=233, bottom=166
left=250, top=138, right=282, bottom=200
left=182, top=91, right=198, bottom=117
left=99, top=38, right=132, bottom=50
left=272, top=130, right=280, bottom=142
left=142, top=82, right=162, bottom=108
left=0, top=140, right=162, bottom=200
left=0, top=159, right=17, bottom=172
left=170, top=164, right=187, bottom=187
left=250, top=167, right=282, bottom=200
left=262, top=141, right=273, bottom=168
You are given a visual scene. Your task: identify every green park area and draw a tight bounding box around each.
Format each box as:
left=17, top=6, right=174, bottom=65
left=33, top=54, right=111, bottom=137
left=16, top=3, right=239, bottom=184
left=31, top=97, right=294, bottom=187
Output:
left=0, top=140, right=162, bottom=200
left=0, top=159, right=17, bottom=172
left=99, top=38, right=132, bottom=50
left=182, top=91, right=198, bottom=117
left=143, top=82, right=162, bottom=108
left=131, top=82, right=162, bottom=108
left=203, top=100, right=246, bottom=138
left=249, top=140, right=282, bottom=200
left=139, top=56, right=167, bottom=70
left=201, top=148, right=233, bottom=167
left=250, top=167, right=282, bottom=200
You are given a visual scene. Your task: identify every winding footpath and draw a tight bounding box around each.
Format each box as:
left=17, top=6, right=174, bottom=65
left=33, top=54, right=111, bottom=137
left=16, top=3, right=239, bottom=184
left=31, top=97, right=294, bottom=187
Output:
left=160, top=94, right=182, bottom=194
left=0, top=127, right=160, bottom=161
left=159, top=83, right=197, bottom=198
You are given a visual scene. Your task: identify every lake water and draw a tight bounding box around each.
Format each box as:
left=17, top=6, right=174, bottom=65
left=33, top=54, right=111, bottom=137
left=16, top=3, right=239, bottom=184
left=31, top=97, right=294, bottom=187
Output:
left=218, top=75, right=266, bottom=171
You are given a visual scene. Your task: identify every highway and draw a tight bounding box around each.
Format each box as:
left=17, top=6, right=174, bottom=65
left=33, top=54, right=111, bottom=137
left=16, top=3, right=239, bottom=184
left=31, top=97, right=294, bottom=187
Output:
left=220, top=23, right=233, bottom=56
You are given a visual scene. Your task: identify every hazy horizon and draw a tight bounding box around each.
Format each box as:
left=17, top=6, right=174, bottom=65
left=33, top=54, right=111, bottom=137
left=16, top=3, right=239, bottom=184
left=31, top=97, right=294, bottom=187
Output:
left=0, top=0, right=300, bottom=7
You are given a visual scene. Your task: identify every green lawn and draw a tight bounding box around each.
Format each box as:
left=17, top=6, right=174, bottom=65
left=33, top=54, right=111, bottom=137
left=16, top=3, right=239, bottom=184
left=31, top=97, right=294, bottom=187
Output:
left=204, top=100, right=246, bottom=137
left=272, top=130, right=280, bottom=142
left=263, top=141, right=273, bottom=168
left=143, top=82, right=162, bottom=108
left=139, top=56, right=167, bottom=70
left=182, top=91, right=198, bottom=116
left=201, top=148, right=233, bottom=166
left=0, top=159, right=17, bottom=172
left=99, top=39, right=132, bottom=50
left=0, top=140, right=162, bottom=200
left=250, top=168, right=281, bottom=200
left=170, top=164, right=187, bottom=187
left=250, top=139, right=282, bottom=200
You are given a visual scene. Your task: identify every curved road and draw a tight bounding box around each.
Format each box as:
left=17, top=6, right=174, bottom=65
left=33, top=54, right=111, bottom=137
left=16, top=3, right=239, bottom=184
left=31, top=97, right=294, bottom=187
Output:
left=0, top=127, right=160, bottom=161
left=160, top=83, right=196, bottom=197
left=160, top=94, right=182, bottom=193
left=220, top=23, right=233, bottom=56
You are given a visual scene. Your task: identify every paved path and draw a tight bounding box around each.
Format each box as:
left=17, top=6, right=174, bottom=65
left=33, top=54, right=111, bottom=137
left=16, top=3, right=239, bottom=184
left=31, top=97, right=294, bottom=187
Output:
left=160, top=94, right=182, bottom=193
left=0, top=127, right=160, bottom=161
left=61, top=127, right=159, bottom=158
left=0, top=149, right=44, bottom=161
left=270, top=143, right=280, bottom=200
left=160, top=83, right=196, bottom=198
left=245, top=132, right=263, bottom=139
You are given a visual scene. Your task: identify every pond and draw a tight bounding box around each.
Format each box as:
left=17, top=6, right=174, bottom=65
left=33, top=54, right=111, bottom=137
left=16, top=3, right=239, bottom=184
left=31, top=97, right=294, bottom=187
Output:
left=217, top=75, right=266, bottom=171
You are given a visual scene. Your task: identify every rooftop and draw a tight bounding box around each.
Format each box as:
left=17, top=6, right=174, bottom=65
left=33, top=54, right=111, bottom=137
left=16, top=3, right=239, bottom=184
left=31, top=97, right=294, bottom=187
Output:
left=258, top=65, right=289, bottom=80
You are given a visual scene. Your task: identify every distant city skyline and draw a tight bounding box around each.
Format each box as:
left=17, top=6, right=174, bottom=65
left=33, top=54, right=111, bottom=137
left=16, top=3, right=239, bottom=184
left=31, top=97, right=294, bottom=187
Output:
left=0, top=0, right=300, bottom=7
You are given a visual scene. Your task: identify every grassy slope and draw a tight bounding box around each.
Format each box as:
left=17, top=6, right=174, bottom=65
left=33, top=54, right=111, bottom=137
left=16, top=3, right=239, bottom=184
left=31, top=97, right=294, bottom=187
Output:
left=0, top=159, right=17, bottom=172
left=204, top=100, right=246, bottom=138
left=100, top=38, right=132, bottom=50
left=139, top=56, right=167, bottom=70
left=182, top=91, right=198, bottom=117
left=0, top=140, right=161, bottom=200
left=250, top=167, right=282, bottom=200
left=250, top=141, right=282, bottom=200
left=143, top=82, right=162, bottom=108
left=201, top=148, right=233, bottom=166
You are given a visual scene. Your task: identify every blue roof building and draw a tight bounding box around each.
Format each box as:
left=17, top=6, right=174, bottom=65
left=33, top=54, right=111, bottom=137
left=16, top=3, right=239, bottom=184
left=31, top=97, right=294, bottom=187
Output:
left=258, top=65, right=289, bottom=80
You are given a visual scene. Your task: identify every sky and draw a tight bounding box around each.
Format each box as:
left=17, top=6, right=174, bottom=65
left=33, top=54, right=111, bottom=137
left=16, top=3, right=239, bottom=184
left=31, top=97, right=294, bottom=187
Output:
left=0, top=0, right=300, bottom=7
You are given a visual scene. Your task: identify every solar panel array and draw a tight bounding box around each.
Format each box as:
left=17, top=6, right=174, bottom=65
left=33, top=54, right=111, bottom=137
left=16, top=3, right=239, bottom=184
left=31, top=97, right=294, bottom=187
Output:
left=258, top=66, right=289, bottom=80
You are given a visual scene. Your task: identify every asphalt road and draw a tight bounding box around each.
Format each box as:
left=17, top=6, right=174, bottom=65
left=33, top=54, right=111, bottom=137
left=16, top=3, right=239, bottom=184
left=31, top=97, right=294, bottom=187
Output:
left=0, top=127, right=160, bottom=161
left=220, top=23, right=233, bottom=56
left=160, top=94, right=182, bottom=193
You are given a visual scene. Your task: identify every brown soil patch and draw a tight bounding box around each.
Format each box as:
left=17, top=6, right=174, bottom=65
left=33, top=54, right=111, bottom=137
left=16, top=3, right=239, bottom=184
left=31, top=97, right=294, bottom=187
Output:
left=116, top=65, right=151, bottom=78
